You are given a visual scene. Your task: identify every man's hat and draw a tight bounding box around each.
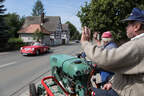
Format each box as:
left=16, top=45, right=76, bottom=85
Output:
left=102, top=31, right=112, bottom=38
left=122, top=8, right=144, bottom=22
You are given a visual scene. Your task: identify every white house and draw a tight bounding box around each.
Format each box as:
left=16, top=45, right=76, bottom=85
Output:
left=61, top=24, right=70, bottom=44
left=18, top=13, right=63, bottom=46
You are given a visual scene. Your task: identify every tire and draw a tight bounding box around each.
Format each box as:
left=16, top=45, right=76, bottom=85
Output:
left=45, top=48, right=48, bottom=53
left=29, top=83, right=37, bottom=96
left=47, top=48, right=50, bottom=53
left=36, top=50, right=40, bottom=55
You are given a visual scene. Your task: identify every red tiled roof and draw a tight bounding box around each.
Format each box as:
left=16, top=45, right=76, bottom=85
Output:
left=21, top=16, right=60, bottom=32
left=18, top=24, right=50, bottom=34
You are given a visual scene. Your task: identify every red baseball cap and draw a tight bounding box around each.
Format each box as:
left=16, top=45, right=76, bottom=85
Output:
left=102, top=31, right=112, bottom=38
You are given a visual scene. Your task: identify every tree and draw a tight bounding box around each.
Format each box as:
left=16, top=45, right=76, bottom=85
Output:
left=77, top=2, right=91, bottom=28
left=65, top=21, right=81, bottom=40
left=33, top=29, right=44, bottom=42
left=32, top=0, right=44, bottom=16
left=0, top=0, right=9, bottom=51
left=4, top=13, right=25, bottom=38
left=0, top=0, right=7, bottom=39
left=0, top=0, right=6, bottom=14
left=77, top=0, right=144, bottom=42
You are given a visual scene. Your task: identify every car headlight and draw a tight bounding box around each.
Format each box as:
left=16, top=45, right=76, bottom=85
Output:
left=31, top=48, right=35, bottom=51
left=20, top=47, right=23, bottom=50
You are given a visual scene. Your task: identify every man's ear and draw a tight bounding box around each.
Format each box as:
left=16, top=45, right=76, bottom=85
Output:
left=134, top=23, right=141, bottom=32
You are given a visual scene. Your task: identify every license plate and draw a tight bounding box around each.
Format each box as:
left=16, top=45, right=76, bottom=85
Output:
left=22, top=53, right=27, bottom=55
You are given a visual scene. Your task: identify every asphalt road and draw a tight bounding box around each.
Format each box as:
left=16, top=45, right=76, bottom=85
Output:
left=0, top=43, right=82, bottom=96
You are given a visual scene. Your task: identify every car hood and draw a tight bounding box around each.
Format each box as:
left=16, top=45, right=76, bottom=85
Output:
left=22, top=45, right=40, bottom=48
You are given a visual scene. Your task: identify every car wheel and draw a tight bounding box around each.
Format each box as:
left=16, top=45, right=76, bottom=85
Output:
left=47, top=48, right=50, bottom=53
left=46, top=48, right=49, bottom=53
left=36, top=50, right=40, bottom=55
left=29, top=83, right=37, bottom=96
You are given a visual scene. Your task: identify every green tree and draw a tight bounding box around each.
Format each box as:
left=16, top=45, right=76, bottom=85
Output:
left=65, top=21, right=80, bottom=40
left=8, top=37, right=24, bottom=50
left=4, top=13, right=25, bottom=38
left=0, top=0, right=8, bottom=39
left=0, top=0, right=6, bottom=14
left=77, top=2, right=91, bottom=28
left=0, top=0, right=9, bottom=51
left=77, top=0, right=144, bottom=42
left=33, top=29, right=44, bottom=42
left=32, top=0, right=44, bottom=16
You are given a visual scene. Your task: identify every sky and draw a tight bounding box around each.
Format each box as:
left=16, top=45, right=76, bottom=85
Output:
left=4, top=0, right=90, bottom=32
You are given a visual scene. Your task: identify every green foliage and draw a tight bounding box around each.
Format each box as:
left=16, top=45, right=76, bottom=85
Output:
left=33, top=29, right=44, bottom=41
left=4, top=13, right=25, bottom=38
left=8, top=37, right=24, bottom=49
left=77, top=0, right=144, bottom=41
left=0, top=0, right=24, bottom=51
left=32, top=0, right=44, bottom=16
left=0, top=0, right=6, bottom=15
left=0, top=0, right=8, bottom=38
left=8, top=37, right=23, bottom=43
left=77, top=2, right=91, bottom=27
left=0, top=0, right=9, bottom=50
left=65, top=21, right=81, bottom=40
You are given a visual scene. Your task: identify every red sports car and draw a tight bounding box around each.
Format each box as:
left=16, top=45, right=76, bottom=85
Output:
left=20, top=43, right=50, bottom=56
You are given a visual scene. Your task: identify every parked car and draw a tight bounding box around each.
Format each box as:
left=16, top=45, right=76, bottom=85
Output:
left=75, top=40, right=80, bottom=43
left=20, top=42, right=50, bottom=56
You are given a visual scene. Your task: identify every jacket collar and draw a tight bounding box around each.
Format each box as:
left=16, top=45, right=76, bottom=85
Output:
left=131, top=33, right=144, bottom=40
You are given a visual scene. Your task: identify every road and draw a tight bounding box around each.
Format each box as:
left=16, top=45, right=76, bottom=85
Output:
left=0, top=43, right=82, bottom=96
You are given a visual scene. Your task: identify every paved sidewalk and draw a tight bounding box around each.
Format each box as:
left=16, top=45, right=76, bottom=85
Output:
left=13, top=71, right=52, bottom=96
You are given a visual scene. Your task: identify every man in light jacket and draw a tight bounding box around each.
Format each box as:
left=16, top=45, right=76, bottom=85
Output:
left=81, top=8, right=144, bottom=96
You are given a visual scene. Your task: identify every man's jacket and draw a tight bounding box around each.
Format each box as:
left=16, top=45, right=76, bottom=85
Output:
left=81, top=36, right=144, bottom=96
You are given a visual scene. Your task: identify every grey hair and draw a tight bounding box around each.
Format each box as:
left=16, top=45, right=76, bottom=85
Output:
left=140, top=23, right=144, bottom=30
left=102, top=38, right=113, bottom=42
left=131, top=21, right=144, bottom=30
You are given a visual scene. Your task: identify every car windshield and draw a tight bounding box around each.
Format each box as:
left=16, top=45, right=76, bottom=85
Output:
left=33, top=42, right=41, bottom=46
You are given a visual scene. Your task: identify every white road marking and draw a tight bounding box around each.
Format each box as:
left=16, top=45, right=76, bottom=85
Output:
left=0, top=61, right=17, bottom=68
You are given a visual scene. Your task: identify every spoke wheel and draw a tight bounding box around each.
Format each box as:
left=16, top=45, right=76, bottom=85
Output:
left=36, top=50, right=40, bottom=55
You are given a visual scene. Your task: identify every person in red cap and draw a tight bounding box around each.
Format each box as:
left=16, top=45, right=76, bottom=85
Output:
left=93, top=31, right=117, bottom=90
left=81, top=8, right=144, bottom=96
left=92, top=31, right=117, bottom=49
left=101, top=31, right=117, bottom=49
left=100, top=31, right=117, bottom=83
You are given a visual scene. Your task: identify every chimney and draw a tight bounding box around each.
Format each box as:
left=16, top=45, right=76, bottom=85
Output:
left=41, top=12, right=44, bottom=24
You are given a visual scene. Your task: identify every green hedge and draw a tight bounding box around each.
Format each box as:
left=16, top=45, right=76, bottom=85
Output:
left=8, top=38, right=24, bottom=50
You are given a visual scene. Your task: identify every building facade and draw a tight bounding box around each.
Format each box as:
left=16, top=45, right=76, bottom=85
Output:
left=18, top=14, right=68, bottom=46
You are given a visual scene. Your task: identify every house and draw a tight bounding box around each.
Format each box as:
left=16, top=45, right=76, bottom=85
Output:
left=18, top=13, right=63, bottom=46
left=18, top=24, right=50, bottom=45
left=61, top=24, right=70, bottom=44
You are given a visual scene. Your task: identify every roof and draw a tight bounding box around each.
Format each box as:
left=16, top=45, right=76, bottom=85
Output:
left=18, top=24, right=50, bottom=34
left=62, top=24, right=69, bottom=31
left=21, top=16, right=61, bottom=32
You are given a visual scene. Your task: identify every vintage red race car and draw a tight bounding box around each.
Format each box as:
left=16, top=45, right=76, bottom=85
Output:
left=20, top=43, right=50, bottom=56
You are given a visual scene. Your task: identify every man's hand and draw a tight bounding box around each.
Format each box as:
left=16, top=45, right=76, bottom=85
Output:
left=102, top=82, right=112, bottom=90
left=93, top=32, right=98, bottom=40
left=80, top=26, right=91, bottom=42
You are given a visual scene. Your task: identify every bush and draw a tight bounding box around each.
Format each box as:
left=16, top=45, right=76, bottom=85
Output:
left=8, top=38, right=24, bottom=50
